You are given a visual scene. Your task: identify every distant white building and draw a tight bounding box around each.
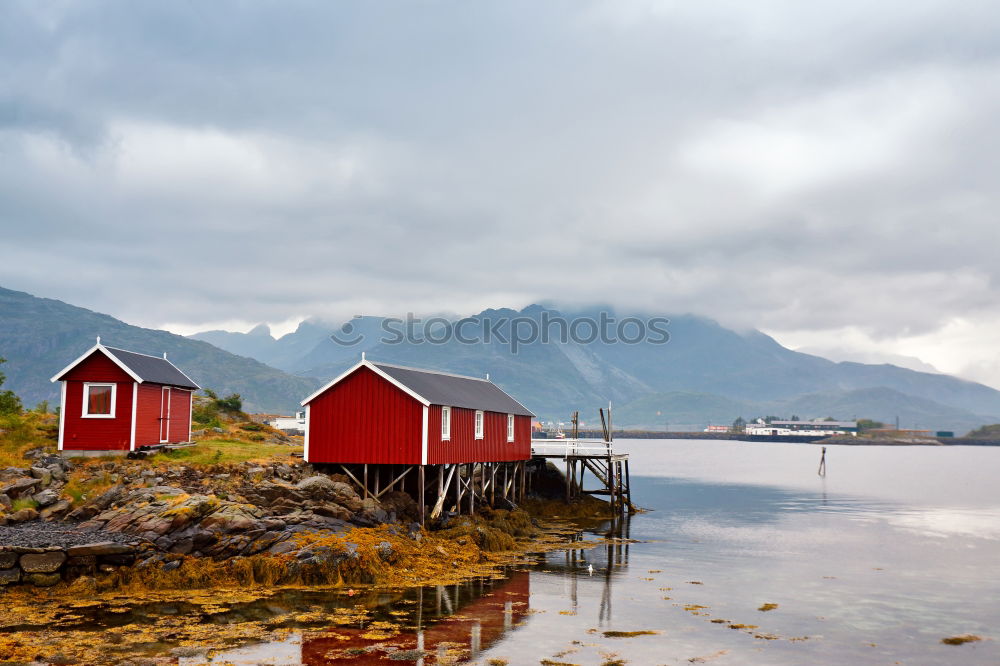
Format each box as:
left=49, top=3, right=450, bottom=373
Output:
left=269, top=410, right=306, bottom=434
left=744, top=419, right=857, bottom=437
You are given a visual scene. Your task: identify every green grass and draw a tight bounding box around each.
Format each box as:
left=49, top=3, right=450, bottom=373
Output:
left=160, top=439, right=302, bottom=465
left=10, top=497, right=39, bottom=512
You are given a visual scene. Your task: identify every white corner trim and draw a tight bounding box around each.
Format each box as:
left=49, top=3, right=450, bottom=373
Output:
left=422, top=405, right=429, bottom=465
left=303, top=404, right=311, bottom=462
left=300, top=359, right=431, bottom=407
left=57, top=382, right=66, bottom=451
left=129, top=382, right=138, bottom=450
left=188, top=389, right=193, bottom=442
left=81, top=382, right=117, bottom=419
left=51, top=344, right=143, bottom=384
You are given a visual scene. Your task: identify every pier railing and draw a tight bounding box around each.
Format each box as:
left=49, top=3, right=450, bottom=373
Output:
left=531, top=438, right=614, bottom=457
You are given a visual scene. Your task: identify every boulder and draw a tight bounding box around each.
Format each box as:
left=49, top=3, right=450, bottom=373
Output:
left=0, top=551, right=17, bottom=568
left=66, top=542, right=135, bottom=557
left=30, top=467, right=52, bottom=486
left=33, top=488, right=60, bottom=507
left=296, top=475, right=337, bottom=494
left=0, top=568, right=21, bottom=585
left=20, top=551, right=67, bottom=573
left=0, top=493, right=10, bottom=510
left=40, top=499, right=73, bottom=521
left=8, top=508, right=38, bottom=523
left=2, top=477, right=40, bottom=499
left=27, top=572, right=61, bottom=587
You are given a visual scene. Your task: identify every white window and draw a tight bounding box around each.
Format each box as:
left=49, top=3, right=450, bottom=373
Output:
left=507, top=414, right=515, bottom=441
left=441, top=406, right=451, bottom=440
left=82, top=383, right=117, bottom=418
left=474, top=410, right=484, bottom=439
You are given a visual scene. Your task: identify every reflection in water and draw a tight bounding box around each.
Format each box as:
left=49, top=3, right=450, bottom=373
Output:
left=300, top=572, right=531, bottom=664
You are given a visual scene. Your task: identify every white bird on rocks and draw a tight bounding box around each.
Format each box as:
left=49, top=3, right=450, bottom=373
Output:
left=587, top=564, right=594, bottom=576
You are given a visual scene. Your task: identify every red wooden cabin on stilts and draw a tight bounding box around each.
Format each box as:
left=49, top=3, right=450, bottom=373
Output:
left=51, top=338, right=200, bottom=454
left=301, top=356, right=535, bottom=522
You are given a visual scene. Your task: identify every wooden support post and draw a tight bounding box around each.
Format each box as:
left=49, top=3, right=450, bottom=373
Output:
left=431, top=464, right=456, bottom=520
left=503, top=464, right=509, bottom=500
left=419, top=465, right=426, bottom=525
left=565, top=459, right=571, bottom=503
left=469, top=464, right=475, bottom=516
left=490, top=463, right=496, bottom=506
left=363, top=464, right=369, bottom=500
left=624, top=459, right=633, bottom=514
left=374, top=466, right=380, bottom=497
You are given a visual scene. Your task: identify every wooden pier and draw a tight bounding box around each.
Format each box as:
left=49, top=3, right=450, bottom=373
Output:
left=530, top=439, right=635, bottom=514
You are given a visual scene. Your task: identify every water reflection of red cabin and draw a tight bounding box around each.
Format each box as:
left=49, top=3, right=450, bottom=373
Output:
left=301, top=572, right=531, bottom=664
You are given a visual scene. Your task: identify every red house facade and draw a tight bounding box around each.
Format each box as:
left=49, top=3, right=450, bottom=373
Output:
left=301, top=358, right=534, bottom=465
left=51, top=340, right=200, bottom=452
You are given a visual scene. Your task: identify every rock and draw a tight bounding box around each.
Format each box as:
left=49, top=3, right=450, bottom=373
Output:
left=8, top=508, right=38, bottom=523
left=296, top=475, right=337, bottom=494
left=0, top=493, right=10, bottom=510
left=40, top=499, right=72, bottom=521
left=162, top=559, right=181, bottom=572
left=0, top=568, right=21, bottom=585
left=170, top=646, right=207, bottom=658
left=0, top=552, right=17, bottom=568
left=47, top=463, right=66, bottom=482
left=1, top=477, right=40, bottom=499
left=27, top=572, right=62, bottom=587
left=20, top=550, right=67, bottom=573
left=313, top=502, right=352, bottom=521
left=66, top=542, right=135, bottom=557
left=33, top=488, right=60, bottom=507
left=30, top=467, right=52, bottom=486
left=376, top=541, right=394, bottom=561
left=92, top=484, right=125, bottom=510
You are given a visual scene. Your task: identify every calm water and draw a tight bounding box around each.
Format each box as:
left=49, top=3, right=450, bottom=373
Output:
left=196, top=440, right=1000, bottom=664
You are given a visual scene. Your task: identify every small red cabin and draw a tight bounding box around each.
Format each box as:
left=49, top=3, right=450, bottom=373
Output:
left=302, top=358, right=534, bottom=465
left=51, top=340, right=200, bottom=452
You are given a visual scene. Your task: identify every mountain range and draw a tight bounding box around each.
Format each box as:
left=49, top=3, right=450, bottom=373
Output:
left=0, top=286, right=319, bottom=413
left=192, top=305, right=1000, bottom=433
left=2, top=284, right=997, bottom=433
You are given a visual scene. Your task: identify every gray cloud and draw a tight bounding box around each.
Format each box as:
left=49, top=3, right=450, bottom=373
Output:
left=2, top=1, right=1000, bottom=383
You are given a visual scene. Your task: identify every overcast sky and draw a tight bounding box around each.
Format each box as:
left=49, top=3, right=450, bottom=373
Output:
left=2, top=1, right=1000, bottom=386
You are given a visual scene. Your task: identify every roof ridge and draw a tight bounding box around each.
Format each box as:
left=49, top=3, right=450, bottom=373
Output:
left=370, top=360, right=491, bottom=383
left=103, top=345, right=172, bottom=362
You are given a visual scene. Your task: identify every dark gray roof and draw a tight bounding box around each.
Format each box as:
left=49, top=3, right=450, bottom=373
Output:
left=372, top=362, right=533, bottom=416
left=104, top=347, right=200, bottom=389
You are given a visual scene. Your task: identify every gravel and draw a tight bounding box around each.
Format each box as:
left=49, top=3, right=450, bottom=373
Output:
left=0, top=522, right=141, bottom=549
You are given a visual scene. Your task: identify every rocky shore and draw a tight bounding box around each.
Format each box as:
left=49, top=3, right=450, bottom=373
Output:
left=0, top=453, right=566, bottom=591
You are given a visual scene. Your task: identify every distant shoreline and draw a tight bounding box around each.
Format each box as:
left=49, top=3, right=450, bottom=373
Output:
left=557, top=430, right=1000, bottom=446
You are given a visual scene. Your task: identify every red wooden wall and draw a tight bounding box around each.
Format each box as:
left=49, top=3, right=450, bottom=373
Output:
left=307, top=366, right=424, bottom=464
left=306, top=365, right=533, bottom=465
left=426, top=406, right=531, bottom=464
left=60, top=353, right=133, bottom=451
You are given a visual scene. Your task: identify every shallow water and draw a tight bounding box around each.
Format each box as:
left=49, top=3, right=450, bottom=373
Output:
left=197, top=440, right=1000, bottom=664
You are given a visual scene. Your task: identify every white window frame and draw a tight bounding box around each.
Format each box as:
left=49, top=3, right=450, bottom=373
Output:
left=441, top=406, right=451, bottom=441
left=81, top=382, right=117, bottom=419
left=474, top=410, right=484, bottom=439
left=507, top=413, right=515, bottom=442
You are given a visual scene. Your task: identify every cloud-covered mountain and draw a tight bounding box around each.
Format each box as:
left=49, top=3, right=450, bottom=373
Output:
left=192, top=305, right=1000, bottom=433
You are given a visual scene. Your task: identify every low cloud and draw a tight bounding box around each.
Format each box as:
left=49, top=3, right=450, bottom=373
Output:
left=2, top=1, right=1000, bottom=386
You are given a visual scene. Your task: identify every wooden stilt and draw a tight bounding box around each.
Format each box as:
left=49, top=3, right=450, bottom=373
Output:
left=419, top=465, right=426, bottom=525
left=363, top=464, right=369, bottom=500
